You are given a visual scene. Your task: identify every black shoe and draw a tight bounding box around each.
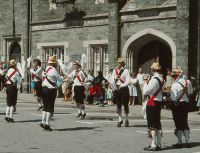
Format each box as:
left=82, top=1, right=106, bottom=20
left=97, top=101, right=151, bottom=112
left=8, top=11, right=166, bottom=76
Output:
left=5, top=117, right=9, bottom=122
left=172, top=143, right=182, bottom=148
left=144, top=146, right=157, bottom=151
left=183, top=143, right=191, bottom=148
left=80, top=113, right=86, bottom=120
left=9, top=118, right=15, bottom=123
left=44, top=125, right=52, bottom=131
left=76, top=113, right=82, bottom=118
left=125, top=120, right=129, bottom=127
left=37, top=106, right=43, bottom=111
left=39, top=123, right=45, bottom=129
left=117, top=121, right=123, bottom=127
left=155, top=146, right=161, bottom=151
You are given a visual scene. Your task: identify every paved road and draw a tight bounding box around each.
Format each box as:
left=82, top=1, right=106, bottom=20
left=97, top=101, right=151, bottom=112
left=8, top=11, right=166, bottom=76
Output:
left=0, top=93, right=200, bottom=153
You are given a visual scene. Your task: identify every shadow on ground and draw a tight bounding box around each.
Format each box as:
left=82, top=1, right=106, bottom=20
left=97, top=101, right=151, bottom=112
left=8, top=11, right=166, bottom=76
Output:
left=162, top=142, right=200, bottom=150
left=54, top=126, right=99, bottom=131
left=15, top=119, right=41, bottom=123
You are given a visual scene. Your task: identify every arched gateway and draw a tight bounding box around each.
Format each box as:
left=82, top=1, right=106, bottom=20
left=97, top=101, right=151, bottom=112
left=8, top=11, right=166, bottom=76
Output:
left=122, top=28, right=176, bottom=76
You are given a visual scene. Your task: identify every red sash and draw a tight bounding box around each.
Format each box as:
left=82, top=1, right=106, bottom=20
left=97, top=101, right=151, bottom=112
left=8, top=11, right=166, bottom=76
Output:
left=5, top=69, right=17, bottom=84
left=75, top=71, right=83, bottom=84
left=42, top=67, right=53, bottom=81
left=147, top=78, right=164, bottom=106
left=115, top=68, right=125, bottom=83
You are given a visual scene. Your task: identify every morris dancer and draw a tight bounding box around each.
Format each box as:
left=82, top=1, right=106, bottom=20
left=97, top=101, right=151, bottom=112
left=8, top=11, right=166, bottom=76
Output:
left=170, top=68, right=193, bottom=148
left=110, top=57, right=130, bottom=127
left=69, top=61, right=87, bottom=120
left=29, top=59, right=43, bottom=111
left=40, top=56, right=62, bottom=131
left=143, top=62, right=164, bottom=151
left=5, top=59, right=22, bottom=123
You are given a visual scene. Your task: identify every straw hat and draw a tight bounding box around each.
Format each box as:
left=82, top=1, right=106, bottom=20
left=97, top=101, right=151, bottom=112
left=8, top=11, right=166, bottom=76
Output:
left=48, top=56, right=57, bottom=64
left=9, top=59, right=16, bottom=66
left=117, top=57, right=125, bottom=64
left=151, top=62, right=161, bottom=70
left=171, top=67, right=183, bottom=76
left=73, top=60, right=81, bottom=67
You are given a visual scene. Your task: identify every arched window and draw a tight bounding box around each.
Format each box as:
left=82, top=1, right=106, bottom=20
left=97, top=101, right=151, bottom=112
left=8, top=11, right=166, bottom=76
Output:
left=9, top=42, right=21, bottom=62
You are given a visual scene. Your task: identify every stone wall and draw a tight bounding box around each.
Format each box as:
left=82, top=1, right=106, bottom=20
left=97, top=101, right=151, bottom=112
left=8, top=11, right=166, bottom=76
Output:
left=176, top=0, right=189, bottom=74
left=31, top=0, right=109, bottom=23
left=0, top=0, right=28, bottom=60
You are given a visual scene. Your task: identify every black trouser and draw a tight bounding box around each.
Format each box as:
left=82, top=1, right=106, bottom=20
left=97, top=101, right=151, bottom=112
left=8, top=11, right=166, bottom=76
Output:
left=172, top=101, right=189, bottom=131
left=6, top=84, right=18, bottom=107
left=74, top=86, right=85, bottom=104
left=42, top=86, right=57, bottom=113
left=115, top=87, right=130, bottom=114
left=146, top=101, right=162, bottom=130
left=35, top=81, right=42, bottom=97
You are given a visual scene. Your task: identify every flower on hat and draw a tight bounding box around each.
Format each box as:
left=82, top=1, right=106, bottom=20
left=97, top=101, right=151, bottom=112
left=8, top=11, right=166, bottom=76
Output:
left=151, top=62, right=161, bottom=70
left=48, top=56, right=57, bottom=64
left=9, top=59, right=16, bottom=66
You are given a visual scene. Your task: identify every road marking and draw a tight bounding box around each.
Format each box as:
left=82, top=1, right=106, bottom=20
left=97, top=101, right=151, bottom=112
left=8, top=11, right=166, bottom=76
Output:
left=136, top=129, right=200, bottom=134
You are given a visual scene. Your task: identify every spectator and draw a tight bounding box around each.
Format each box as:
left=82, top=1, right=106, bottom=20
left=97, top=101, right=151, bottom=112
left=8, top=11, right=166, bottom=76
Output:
left=106, top=84, right=113, bottom=106
left=137, top=67, right=145, bottom=104
left=85, top=70, right=94, bottom=103
left=128, top=72, right=138, bottom=105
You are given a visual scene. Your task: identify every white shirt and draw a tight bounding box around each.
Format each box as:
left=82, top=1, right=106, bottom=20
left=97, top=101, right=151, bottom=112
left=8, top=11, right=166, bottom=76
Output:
left=0, top=69, right=3, bottom=75
left=5, top=68, right=22, bottom=86
left=42, top=66, right=62, bottom=89
left=143, top=73, right=164, bottom=102
left=30, top=66, right=42, bottom=82
left=69, top=69, right=86, bottom=86
left=110, top=67, right=130, bottom=90
left=170, top=77, right=193, bottom=102
left=129, top=77, right=138, bottom=85
left=137, top=73, right=144, bottom=85
left=85, top=74, right=94, bottom=85
left=105, top=73, right=112, bottom=83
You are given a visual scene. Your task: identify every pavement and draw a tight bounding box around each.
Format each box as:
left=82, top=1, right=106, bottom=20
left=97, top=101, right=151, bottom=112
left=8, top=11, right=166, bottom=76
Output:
left=0, top=92, right=200, bottom=153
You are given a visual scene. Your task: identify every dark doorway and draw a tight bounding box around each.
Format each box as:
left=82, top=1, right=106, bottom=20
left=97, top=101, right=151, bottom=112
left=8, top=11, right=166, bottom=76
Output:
left=138, top=40, right=172, bottom=77
left=9, top=41, right=21, bottom=62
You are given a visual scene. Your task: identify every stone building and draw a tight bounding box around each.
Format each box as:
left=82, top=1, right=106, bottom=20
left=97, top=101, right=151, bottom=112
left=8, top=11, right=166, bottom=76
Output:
left=0, top=0, right=199, bottom=91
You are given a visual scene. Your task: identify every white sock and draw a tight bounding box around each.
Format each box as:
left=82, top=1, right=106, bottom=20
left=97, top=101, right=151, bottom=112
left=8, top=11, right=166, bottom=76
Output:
left=78, top=108, right=81, bottom=114
left=156, top=130, right=162, bottom=147
left=125, top=113, right=128, bottom=121
left=46, top=112, right=51, bottom=125
left=81, top=109, right=85, bottom=115
left=151, top=130, right=157, bottom=148
left=9, top=106, right=14, bottom=119
left=118, top=113, right=122, bottom=122
left=184, top=129, right=190, bottom=143
left=177, top=130, right=183, bottom=144
left=6, top=106, right=10, bottom=117
left=42, top=111, right=46, bottom=124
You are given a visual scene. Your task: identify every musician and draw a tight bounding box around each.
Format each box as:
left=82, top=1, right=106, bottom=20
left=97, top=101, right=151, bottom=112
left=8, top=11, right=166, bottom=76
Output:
left=40, top=56, right=62, bottom=131
left=143, top=62, right=164, bottom=151
left=4, top=59, right=22, bottom=123
left=110, top=57, right=130, bottom=127
left=29, top=59, right=43, bottom=111
left=170, top=68, right=193, bottom=148
left=69, top=61, right=87, bottom=119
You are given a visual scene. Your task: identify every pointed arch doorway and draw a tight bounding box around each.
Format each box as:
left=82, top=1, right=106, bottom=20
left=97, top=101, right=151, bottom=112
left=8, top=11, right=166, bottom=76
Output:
left=9, top=41, right=21, bottom=62
left=122, top=28, right=176, bottom=77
